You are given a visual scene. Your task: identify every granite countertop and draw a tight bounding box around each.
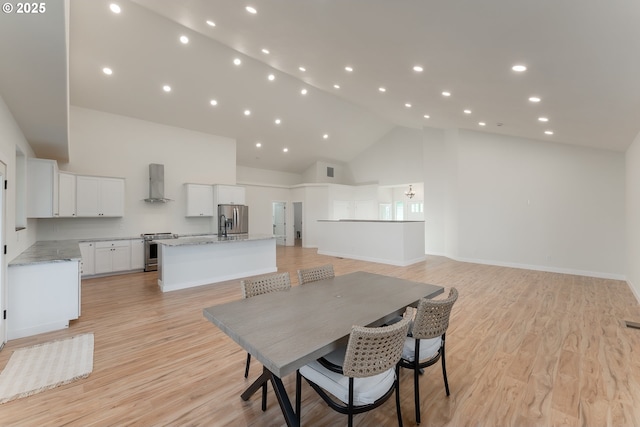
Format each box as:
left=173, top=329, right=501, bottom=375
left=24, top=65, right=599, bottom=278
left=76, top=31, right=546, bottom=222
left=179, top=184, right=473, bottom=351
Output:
left=156, top=234, right=275, bottom=247
left=9, top=240, right=82, bottom=267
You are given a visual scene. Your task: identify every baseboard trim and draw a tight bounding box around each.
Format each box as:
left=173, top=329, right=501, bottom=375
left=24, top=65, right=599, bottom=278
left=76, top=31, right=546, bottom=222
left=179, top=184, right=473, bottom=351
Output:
left=446, top=255, right=626, bottom=281
left=626, top=279, right=640, bottom=305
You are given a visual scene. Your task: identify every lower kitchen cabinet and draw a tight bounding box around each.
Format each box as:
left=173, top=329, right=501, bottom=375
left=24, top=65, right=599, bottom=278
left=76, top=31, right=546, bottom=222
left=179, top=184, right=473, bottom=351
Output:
left=131, top=239, right=145, bottom=270
left=79, top=242, right=95, bottom=276
left=95, top=240, right=131, bottom=274
left=8, top=260, right=81, bottom=340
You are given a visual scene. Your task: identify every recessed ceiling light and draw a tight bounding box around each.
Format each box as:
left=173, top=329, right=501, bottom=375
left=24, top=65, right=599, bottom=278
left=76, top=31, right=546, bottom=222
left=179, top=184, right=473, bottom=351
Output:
left=300, top=88, right=308, bottom=95
left=405, top=103, right=412, bottom=108
left=256, top=142, right=262, bottom=148
left=442, top=91, right=451, bottom=97
left=162, top=85, right=171, bottom=92
left=413, top=65, right=424, bottom=72
left=267, top=74, right=275, bottom=81
left=244, top=109, right=251, bottom=116
left=109, top=3, right=121, bottom=13
left=209, top=99, right=218, bottom=106
left=345, top=66, right=353, bottom=72
left=245, top=6, right=257, bottom=14
left=206, top=20, right=216, bottom=27
left=538, top=117, right=549, bottom=122
left=323, top=134, right=329, bottom=139
left=261, top=48, right=270, bottom=54
left=529, top=96, right=541, bottom=103
left=545, top=130, right=554, bottom=135
left=299, top=66, right=306, bottom=72
left=274, top=118, right=281, bottom=125
left=479, top=122, right=486, bottom=126
left=233, top=58, right=242, bottom=66
left=378, top=87, right=386, bottom=93
left=179, top=35, right=189, bottom=44
left=102, top=67, right=113, bottom=75
left=464, top=109, right=472, bottom=114
left=283, top=147, right=289, bottom=153
left=423, top=114, right=430, bottom=119
left=333, top=84, right=340, bottom=89
left=512, top=64, right=527, bottom=72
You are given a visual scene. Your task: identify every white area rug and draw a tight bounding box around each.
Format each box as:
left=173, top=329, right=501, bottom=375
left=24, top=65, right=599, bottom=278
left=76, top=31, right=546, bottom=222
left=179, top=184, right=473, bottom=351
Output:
left=0, top=333, right=94, bottom=404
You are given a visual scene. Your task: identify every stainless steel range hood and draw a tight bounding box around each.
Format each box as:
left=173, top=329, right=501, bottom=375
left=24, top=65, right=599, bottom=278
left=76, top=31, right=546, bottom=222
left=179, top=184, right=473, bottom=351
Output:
left=144, top=164, right=173, bottom=203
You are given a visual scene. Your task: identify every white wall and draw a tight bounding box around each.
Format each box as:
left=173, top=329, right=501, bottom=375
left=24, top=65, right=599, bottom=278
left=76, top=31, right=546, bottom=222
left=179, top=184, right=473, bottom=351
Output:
left=449, top=129, right=625, bottom=279
left=349, top=126, right=424, bottom=185
left=0, top=94, right=38, bottom=261
left=243, top=184, right=294, bottom=245
left=37, top=107, right=237, bottom=240
left=626, top=131, right=640, bottom=300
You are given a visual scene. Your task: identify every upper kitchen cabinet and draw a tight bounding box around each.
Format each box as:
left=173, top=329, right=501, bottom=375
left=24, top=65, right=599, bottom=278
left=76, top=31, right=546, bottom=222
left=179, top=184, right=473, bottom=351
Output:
left=58, top=172, right=77, bottom=217
left=185, top=183, right=214, bottom=217
left=26, top=158, right=59, bottom=218
left=213, top=184, right=245, bottom=206
left=76, top=175, right=125, bottom=217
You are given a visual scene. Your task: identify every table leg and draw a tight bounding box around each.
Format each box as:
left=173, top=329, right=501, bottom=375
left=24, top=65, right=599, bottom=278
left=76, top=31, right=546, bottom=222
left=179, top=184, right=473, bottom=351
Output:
left=240, top=366, right=299, bottom=427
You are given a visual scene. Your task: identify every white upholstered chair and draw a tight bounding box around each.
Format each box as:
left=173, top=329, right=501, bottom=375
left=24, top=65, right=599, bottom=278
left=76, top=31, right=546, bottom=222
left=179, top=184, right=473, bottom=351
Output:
left=240, top=272, right=291, bottom=410
left=296, top=318, right=411, bottom=427
left=399, top=287, right=458, bottom=424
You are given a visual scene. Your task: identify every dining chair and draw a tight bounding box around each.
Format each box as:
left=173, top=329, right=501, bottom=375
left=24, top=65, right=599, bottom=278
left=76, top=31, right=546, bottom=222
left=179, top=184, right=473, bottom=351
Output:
left=296, top=263, right=334, bottom=285
left=296, top=317, right=411, bottom=427
left=240, top=272, right=291, bottom=410
left=398, top=287, right=458, bottom=425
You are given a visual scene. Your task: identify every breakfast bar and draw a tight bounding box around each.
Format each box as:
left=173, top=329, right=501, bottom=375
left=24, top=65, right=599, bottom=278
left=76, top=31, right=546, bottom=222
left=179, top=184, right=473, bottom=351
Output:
left=156, top=234, right=277, bottom=292
left=317, top=220, right=426, bottom=266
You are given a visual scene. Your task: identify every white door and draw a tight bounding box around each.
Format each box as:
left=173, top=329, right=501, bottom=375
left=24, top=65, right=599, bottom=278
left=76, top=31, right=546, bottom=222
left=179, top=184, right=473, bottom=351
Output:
left=0, top=161, right=6, bottom=346
left=273, top=202, right=286, bottom=246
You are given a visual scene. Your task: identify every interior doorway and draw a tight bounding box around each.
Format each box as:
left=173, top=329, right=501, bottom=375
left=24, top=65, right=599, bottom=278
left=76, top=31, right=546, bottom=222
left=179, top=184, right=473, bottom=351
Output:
left=293, top=202, right=302, bottom=247
left=272, top=202, right=286, bottom=246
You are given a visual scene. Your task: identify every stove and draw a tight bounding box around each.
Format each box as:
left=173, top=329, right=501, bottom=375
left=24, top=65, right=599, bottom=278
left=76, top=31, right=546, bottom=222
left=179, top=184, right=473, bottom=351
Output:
left=142, top=233, right=179, bottom=271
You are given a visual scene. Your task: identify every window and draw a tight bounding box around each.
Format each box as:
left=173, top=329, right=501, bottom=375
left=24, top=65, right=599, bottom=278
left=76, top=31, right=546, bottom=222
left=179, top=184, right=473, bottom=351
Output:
left=395, top=201, right=404, bottom=220
left=379, top=203, right=392, bottom=220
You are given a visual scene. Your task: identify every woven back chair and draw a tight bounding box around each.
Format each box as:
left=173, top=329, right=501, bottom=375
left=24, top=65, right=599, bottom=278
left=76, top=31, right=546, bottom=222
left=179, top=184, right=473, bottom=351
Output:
left=296, top=264, right=334, bottom=285
left=399, top=287, right=458, bottom=424
left=296, top=318, right=411, bottom=427
left=241, top=272, right=291, bottom=299
left=239, top=272, right=291, bottom=411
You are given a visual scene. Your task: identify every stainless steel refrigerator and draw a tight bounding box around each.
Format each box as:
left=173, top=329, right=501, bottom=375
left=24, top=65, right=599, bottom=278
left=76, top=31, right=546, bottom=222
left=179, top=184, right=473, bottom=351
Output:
left=218, top=204, right=249, bottom=235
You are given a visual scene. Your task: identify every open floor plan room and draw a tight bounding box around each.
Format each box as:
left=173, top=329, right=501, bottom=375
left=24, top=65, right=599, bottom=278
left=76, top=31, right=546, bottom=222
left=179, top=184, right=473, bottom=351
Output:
left=1, top=246, right=639, bottom=427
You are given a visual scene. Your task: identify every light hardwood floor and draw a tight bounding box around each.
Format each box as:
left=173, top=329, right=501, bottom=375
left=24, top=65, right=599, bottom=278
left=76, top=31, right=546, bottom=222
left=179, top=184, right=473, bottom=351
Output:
left=1, top=246, right=640, bottom=426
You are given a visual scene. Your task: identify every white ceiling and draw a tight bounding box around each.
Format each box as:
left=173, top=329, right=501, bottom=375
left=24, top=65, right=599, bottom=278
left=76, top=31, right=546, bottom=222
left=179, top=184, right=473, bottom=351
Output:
left=3, top=1, right=640, bottom=173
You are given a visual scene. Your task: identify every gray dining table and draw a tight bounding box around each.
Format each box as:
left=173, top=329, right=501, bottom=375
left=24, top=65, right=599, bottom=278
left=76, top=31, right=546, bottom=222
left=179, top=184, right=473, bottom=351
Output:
left=203, top=271, right=444, bottom=427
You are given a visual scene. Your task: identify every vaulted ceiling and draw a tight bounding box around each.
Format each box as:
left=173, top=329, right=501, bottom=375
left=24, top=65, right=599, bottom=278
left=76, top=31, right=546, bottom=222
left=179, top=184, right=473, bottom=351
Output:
left=2, top=0, right=640, bottom=173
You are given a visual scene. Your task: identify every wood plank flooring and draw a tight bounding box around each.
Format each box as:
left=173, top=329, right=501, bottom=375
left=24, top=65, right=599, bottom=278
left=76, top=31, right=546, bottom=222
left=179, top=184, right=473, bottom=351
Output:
left=1, top=246, right=640, bottom=426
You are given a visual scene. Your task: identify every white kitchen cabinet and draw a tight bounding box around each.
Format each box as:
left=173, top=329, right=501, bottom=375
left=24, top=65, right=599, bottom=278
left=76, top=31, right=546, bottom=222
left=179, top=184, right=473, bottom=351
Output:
left=8, top=260, right=80, bottom=339
left=58, top=172, right=77, bottom=217
left=131, top=239, right=145, bottom=270
left=79, top=242, right=95, bottom=276
left=213, top=184, right=245, bottom=206
left=26, top=158, right=59, bottom=218
left=76, top=175, right=125, bottom=217
left=94, top=240, right=131, bottom=274
left=185, top=183, right=214, bottom=217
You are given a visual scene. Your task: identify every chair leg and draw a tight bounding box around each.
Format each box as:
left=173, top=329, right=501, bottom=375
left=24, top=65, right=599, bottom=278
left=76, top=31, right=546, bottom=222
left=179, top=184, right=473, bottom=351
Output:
left=261, top=381, right=267, bottom=411
left=441, top=346, right=450, bottom=396
left=414, top=362, right=421, bottom=424
left=348, top=378, right=354, bottom=427
left=395, top=365, right=403, bottom=427
left=244, top=353, right=251, bottom=378
left=296, top=370, right=302, bottom=424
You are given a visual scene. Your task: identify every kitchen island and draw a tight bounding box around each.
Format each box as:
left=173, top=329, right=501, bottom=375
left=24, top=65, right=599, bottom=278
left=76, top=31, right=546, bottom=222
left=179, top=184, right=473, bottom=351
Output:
left=317, top=220, right=425, bottom=266
left=156, top=234, right=277, bottom=292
